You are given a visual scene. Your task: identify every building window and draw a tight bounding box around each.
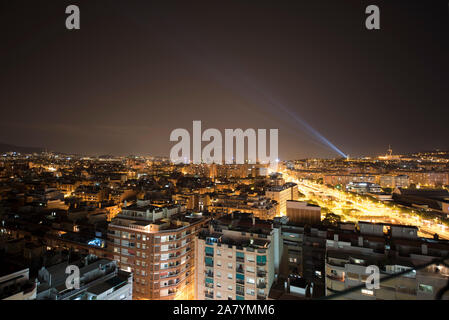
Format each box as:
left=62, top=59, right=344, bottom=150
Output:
left=418, top=284, right=433, bottom=294
left=246, top=266, right=255, bottom=273
left=361, top=289, right=374, bottom=296
left=205, top=257, right=214, bottom=267
left=205, top=246, right=214, bottom=256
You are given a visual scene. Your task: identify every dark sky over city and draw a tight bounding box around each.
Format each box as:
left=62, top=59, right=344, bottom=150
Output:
left=0, top=0, right=448, bottom=159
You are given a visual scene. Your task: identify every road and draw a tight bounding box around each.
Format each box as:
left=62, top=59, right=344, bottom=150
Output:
left=283, top=170, right=449, bottom=240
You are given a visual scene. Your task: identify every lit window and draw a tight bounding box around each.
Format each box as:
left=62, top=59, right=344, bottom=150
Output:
left=418, top=284, right=433, bottom=293
left=361, top=289, right=373, bottom=296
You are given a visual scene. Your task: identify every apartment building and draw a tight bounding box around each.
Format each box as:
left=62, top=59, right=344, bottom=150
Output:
left=266, top=182, right=299, bottom=215
left=195, top=212, right=278, bottom=300
left=325, top=222, right=449, bottom=300
left=274, top=218, right=328, bottom=298
left=0, top=267, right=37, bottom=300
left=108, top=201, right=209, bottom=300
left=209, top=194, right=278, bottom=220
left=36, top=256, right=133, bottom=300
left=286, top=200, right=321, bottom=225
left=378, top=175, right=410, bottom=188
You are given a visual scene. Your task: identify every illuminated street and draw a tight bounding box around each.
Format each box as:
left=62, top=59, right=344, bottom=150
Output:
left=283, top=169, right=449, bottom=240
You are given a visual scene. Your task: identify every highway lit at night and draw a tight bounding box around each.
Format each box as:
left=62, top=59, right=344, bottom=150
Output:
left=283, top=169, right=449, bottom=240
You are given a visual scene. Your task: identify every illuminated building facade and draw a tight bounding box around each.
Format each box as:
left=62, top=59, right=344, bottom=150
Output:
left=266, top=182, right=299, bottom=215
left=195, top=213, right=277, bottom=300
left=108, top=202, right=209, bottom=300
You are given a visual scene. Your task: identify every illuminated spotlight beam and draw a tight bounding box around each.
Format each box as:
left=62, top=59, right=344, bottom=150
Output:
left=111, top=8, right=347, bottom=158
left=239, top=76, right=348, bottom=158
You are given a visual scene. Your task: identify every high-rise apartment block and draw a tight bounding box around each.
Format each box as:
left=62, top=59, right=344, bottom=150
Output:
left=108, top=201, right=210, bottom=300
left=266, top=182, right=299, bottom=215
left=195, top=213, right=278, bottom=300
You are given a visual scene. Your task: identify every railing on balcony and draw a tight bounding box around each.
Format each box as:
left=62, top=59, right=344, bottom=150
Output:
left=326, top=274, right=344, bottom=282
left=205, top=292, right=214, bottom=299
left=160, top=272, right=180, bottom=279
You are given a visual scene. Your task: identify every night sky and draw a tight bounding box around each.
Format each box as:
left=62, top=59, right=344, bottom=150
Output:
left=0, top=0, right=448, bottom=159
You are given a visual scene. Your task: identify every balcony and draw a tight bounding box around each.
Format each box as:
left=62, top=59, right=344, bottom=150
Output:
left=257, top=262, right=266, bottom=266
left=205, top=292, right=214, bottom=299
left=257, top=282, right=266, bottom=289
left=205, top=271, right=214, bottom=278
left=326, top=274, right=344, bottom=282
left=236, top=290, right=245, bottom=297
left=257, top=294, right=266, bottom=300
left=236, top=267, right=244, bottom=274
left=160, top=271, right=180, bottom=279
left=236, top=257, right=245, bottom=263
left=236, top=279, right=245, bottom=285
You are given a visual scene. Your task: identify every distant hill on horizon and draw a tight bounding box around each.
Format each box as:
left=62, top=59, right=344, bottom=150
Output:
left=0, top=143, right=46, bottom=154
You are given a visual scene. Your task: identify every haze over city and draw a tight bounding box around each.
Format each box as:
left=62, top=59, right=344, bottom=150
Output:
left=0, top=1, right=448, bottom=158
